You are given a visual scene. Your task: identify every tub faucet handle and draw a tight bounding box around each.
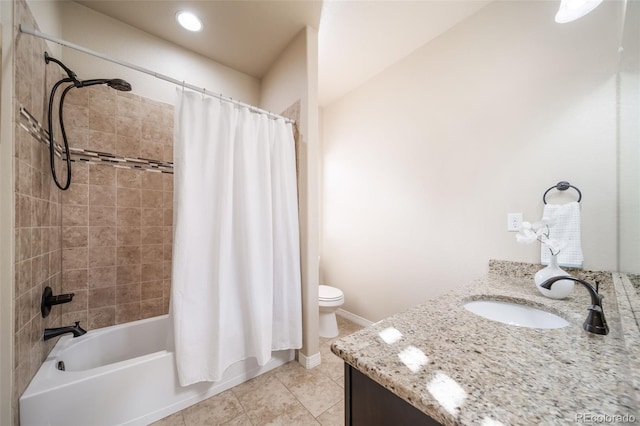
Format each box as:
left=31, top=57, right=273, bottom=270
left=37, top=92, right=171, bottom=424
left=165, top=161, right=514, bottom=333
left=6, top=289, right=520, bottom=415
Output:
left=41, top=286, right=75, bottom=318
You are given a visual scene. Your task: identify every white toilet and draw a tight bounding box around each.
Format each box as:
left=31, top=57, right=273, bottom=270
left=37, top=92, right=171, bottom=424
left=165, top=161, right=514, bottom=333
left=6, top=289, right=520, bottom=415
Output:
left=319, top=285, right=344, bottom=338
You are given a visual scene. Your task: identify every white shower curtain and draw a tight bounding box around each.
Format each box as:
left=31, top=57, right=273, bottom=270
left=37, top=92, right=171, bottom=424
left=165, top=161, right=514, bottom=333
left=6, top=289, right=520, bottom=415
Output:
left=171, top=89, right=302, bottom=386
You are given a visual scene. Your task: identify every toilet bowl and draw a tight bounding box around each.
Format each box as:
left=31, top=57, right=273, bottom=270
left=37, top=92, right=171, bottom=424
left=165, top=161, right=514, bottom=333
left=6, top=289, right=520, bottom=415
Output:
left=319, top=285, right=344, bottom=338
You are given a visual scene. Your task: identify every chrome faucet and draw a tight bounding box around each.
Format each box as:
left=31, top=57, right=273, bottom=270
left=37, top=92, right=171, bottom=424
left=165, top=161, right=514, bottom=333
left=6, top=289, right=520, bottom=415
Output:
left=540, top=276, right=609, bottom=335
left=44, top=321, right=87, bottom=341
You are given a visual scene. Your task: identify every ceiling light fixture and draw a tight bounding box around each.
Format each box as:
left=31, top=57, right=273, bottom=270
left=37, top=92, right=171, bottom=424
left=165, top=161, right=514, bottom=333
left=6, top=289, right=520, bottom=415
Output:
left=176, top=11, right=203, bottom=32
left=555, top=0, right=604, bottom=23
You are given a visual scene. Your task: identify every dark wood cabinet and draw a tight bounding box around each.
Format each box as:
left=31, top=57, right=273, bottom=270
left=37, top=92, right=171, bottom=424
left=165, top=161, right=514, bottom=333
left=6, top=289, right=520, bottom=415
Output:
left=344, top=363, right=443, bottom=426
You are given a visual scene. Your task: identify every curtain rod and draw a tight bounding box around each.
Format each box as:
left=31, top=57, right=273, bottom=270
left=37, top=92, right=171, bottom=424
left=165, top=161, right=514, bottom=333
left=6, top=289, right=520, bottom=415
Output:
left=19, top=24, right=295, bottom=124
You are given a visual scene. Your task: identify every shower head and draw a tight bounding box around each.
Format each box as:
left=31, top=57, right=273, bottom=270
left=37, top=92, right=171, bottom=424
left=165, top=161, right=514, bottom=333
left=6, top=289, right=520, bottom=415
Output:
left=44, top=53, right=133, bottom=93
left=106, top=79, right=132, bottom=92
left=44, top=51, right=134, bottom=191
left=78, top=78, right=132, bottom=92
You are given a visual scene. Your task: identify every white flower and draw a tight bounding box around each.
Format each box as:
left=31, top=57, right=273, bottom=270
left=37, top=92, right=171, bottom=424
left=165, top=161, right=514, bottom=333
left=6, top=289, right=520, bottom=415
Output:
left=516, top=227, right=538, bottom=244
left=514, top=215, right=565, bottom=255
left=516, top=221, right=545, bottom=244
left=540, top=216, right=555, bottom=226
left=541, top=237, right=566, bottom=255
left=530, top=221, right=546, bottom=233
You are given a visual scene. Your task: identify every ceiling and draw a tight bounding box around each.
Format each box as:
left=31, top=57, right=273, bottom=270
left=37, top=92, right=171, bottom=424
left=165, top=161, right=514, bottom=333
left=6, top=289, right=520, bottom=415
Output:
left=75, top=0, right=490, bottom=107
left=318, top=1, right=489, bottom=105
left=75, top=0, right=324, bottom=78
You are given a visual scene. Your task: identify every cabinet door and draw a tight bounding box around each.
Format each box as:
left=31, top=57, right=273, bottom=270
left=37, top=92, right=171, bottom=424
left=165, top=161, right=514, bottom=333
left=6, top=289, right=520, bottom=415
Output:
left=345, top=364, right=442, bottom=426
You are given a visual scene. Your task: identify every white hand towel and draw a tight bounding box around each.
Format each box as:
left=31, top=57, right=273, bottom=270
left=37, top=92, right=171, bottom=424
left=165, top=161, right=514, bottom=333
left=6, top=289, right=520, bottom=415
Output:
left=540, top=201, right=583, bottom=268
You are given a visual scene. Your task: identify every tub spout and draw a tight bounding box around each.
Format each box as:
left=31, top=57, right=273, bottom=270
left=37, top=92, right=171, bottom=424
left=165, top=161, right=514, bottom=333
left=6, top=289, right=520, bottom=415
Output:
left=44, top=321, right=87, bottom=341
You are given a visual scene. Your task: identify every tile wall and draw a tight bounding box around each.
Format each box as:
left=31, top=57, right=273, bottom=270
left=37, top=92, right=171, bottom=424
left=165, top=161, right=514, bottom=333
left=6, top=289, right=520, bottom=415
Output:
left=12, top=0, right=64, bottom=424
left=59, top=80, right=174, bottom=329
left=12, top=1, right=174, bottom=423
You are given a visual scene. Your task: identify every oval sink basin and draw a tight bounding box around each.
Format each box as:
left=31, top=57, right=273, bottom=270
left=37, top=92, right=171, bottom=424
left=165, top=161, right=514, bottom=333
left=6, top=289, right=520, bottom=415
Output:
left=464, top=300, right=569, bottom=329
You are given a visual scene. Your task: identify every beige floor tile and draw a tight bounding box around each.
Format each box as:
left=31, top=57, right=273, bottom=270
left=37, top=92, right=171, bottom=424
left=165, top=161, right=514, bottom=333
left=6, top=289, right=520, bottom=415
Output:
left=151, top=411, right=186, bottom=426
left=237, top=374, right=301, bottom=425
left=336, top=317, right=364, bottom=336
left=221, top=413, right=253, bottom=426
left=316, top=361, right=344, bottom=385
left=333, top=376, right=344, bottom=389
left=231, top=368, right=278, bottom=398
left=319, top=335, right=336, bottom=347
left=156, top=319, right=359, bottom=425
left=182, top=389, right=244, bottom=426
left=317, top=400, right=345, bottom=426
left=259, top=403, right=320, bottom=426
left=275, top=362, right=343, bottom=417
left=317, top=346, right=345, bottom=383
left=273, top=360, right=324, bottom=389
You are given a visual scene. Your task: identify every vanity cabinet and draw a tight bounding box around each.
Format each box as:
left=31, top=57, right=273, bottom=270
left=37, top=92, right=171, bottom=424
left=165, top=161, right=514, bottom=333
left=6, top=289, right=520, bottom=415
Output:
left=344, top=364, right=443, bottom=426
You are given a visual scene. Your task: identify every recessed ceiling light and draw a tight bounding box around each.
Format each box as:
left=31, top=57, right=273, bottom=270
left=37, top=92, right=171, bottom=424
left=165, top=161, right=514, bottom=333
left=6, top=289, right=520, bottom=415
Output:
left=176, top=11, right=203, bottom=32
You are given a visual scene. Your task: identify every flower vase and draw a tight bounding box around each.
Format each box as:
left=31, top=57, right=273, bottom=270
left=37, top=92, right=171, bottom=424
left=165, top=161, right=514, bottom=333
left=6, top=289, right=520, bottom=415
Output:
left=534, top=254, right=574, bottom=299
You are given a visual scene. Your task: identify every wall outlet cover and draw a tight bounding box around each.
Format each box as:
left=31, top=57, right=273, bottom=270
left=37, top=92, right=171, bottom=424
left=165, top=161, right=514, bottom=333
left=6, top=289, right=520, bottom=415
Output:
left=507, top=213, right=523, bottom=232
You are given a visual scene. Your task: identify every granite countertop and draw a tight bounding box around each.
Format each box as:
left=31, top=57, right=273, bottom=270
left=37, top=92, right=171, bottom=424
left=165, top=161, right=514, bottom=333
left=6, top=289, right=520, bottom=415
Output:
left=331, top=260, right=640, bottom=425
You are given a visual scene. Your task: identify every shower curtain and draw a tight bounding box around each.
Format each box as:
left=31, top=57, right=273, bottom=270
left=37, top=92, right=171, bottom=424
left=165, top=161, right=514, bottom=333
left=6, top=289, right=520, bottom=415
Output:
left=171, top=89, right=302, bottom=386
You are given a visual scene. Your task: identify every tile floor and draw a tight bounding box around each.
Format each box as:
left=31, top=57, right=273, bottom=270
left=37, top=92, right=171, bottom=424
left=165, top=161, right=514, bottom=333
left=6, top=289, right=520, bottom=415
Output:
left=152, top=317, right=363, bottom=426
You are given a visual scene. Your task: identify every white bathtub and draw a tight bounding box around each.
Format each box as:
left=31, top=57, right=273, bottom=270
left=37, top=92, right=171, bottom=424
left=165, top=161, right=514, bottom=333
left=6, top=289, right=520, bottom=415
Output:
left=19, top=315, right=294, bottom=426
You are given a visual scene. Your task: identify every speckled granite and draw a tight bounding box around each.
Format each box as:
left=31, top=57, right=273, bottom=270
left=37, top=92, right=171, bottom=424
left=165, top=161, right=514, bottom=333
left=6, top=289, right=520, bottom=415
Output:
left=332, top=260, right=639, bottom=425
left=628, top=274, right=640, bottom=294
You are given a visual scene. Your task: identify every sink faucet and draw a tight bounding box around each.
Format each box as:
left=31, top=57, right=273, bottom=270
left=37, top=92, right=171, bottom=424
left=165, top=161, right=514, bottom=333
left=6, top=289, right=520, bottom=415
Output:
left=44, top=321, right=87, bottom=341
left=540, top=276, right=609, bottom=335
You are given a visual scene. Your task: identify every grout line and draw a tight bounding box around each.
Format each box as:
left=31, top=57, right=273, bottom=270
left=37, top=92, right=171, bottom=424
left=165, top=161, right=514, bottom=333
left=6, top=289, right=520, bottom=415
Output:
left=315, top=399, right=344, bottom=423
left=19, top=105, right=174, bottom=174
left=159, top=323, right=356, bottom=426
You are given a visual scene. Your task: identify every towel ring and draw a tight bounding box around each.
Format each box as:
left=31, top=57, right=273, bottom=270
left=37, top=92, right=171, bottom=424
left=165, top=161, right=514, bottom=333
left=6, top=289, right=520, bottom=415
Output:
left=543, top=181, right=582, bottom=204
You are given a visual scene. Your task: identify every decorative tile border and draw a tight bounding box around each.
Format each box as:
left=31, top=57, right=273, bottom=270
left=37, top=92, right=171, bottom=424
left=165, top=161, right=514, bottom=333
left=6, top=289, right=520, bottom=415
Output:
left=20, top=106, right=174, bottom=174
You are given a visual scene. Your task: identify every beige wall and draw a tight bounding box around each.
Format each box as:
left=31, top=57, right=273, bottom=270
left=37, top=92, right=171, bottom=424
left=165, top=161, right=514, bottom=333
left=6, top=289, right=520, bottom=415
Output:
left=261, top=26, right=320, bottom=363
left=25, top=0, right=61, bottom=57
left=321, top=1, right=623, bottom=322
left=58, top=1, right=260, bottom=106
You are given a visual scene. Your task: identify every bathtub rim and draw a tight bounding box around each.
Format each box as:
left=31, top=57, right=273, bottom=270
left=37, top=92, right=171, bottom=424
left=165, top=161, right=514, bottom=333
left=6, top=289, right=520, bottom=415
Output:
left=20, top=314, right=296, bottom=426
left=22, top=315, right=173, bottom=398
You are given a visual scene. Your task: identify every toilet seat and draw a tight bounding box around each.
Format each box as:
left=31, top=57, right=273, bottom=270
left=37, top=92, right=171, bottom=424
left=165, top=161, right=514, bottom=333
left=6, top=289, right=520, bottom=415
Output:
left=319, top=285, right=343, bottom=302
